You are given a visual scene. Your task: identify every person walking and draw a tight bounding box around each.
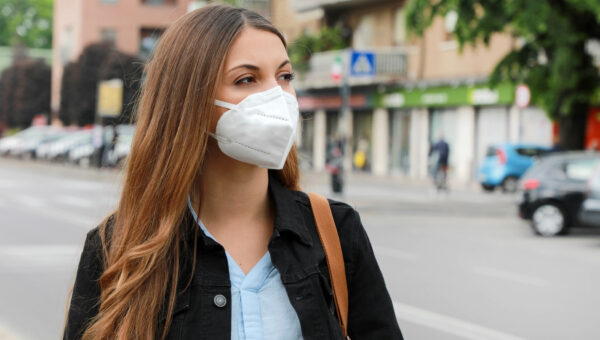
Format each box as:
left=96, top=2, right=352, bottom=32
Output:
left=63, top=5, right=402, bottom=340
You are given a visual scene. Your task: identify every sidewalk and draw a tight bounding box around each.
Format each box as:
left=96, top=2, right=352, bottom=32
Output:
left=300, top=169, right=482, bottom=193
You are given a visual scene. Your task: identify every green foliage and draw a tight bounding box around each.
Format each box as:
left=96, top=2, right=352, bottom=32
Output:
left=405, top=0, right=600, bottom=149
left=0, top=0, right=53, bottom=49
left=0, top=58, right=50, bottom=128
left=288, top=26, right=349, bottom=73
left=60, top=43, right=144, bottom=126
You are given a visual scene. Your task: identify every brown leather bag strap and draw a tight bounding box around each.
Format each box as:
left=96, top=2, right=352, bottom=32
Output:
left=308, top=192, right=349, bottom=339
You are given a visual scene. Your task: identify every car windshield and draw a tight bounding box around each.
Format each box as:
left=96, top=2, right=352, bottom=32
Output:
left=485, top=146, right=497, bottom=157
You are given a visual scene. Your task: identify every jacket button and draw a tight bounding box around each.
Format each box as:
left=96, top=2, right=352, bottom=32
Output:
left=214, top=294, right=227, bottom=308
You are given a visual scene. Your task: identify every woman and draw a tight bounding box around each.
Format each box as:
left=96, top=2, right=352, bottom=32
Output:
left=63, top=4, right=402, bottom=340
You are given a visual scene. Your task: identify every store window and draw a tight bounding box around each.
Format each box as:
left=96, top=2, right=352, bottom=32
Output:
left=298, top=112, right=315, bottom=170
left=389, top=110, right=410, bottom=174
left=352, top=111, right=373, bottom=171
left=429, top=108, right=458, bottom=169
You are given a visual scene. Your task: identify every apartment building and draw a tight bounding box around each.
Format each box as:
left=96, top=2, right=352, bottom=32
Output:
left=283, top=0, right=553, bottom=182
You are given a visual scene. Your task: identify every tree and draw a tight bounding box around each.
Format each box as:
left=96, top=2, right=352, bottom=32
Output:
left=0, top=57, right=50, bottom=128
left=73, top=42, right=113, bottom=126
left=288, top=26, right=349, bottom=73
left=0, top=0, right=53, bottom=49
left=405, top=0, right=600, bottom=150
left=59, top=61, right=79, bottom=126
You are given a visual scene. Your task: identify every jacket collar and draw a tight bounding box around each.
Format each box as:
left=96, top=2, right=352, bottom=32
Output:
left=268, top=171, right=313, bottom=247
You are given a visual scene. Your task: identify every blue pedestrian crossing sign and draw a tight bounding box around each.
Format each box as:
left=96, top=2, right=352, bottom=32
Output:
left=350, top=50, right=376, bottom=77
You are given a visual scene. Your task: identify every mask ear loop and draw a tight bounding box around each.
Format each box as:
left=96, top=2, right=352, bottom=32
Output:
left=214, top=99, right=237, bottom=110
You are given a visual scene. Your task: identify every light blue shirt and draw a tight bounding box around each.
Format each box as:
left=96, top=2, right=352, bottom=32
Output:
left=188, top=198, right=303, bottom=340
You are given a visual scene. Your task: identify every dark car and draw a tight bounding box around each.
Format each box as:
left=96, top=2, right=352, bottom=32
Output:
left=578, top=164, right=600, bottom=227
left=518, top=152, right=600, bottom=236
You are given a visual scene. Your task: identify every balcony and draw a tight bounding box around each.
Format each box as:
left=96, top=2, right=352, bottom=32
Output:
left=294, top=47, right=410, bottom=90
left=291, top=0, right=392, bottom=12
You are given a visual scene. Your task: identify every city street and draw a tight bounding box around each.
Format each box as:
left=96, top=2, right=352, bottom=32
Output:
left=1, top=158, right=600, bottom=340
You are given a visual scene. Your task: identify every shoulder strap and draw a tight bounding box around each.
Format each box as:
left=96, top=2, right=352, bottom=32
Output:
left=308, top=192, right=349, bottom=339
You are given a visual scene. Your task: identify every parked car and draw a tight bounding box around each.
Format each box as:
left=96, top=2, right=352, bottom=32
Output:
left=477, top=143, right=552, bottom=192
left=3, top=126, right=66, bottom=159
left=36, top=129, right=92, bottom=161
left=68, top=125, right=134, bottom=167
left=518, top=152, right=600, bottom=236
left=578, top=164, right=600, bottom=227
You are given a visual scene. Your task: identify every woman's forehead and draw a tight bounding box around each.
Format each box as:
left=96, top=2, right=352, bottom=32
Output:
left=224, top=27, right=288, bottom=69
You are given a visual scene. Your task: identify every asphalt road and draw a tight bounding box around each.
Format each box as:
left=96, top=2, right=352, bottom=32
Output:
left=1, top=158, right=600, bottom=340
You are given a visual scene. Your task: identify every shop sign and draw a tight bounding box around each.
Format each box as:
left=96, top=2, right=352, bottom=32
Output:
left=384, top=93, right=404, bottom=107
left=469, top=88, right=499, bottom=105
left=380, top=83, right=515, bottom=108
left=97, top=78, right=123, bottom=117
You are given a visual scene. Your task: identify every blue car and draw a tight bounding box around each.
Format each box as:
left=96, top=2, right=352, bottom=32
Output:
left=477, top=143, right=552, bottom=192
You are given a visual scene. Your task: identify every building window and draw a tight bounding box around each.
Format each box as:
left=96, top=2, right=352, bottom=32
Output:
left=139, top=28, right=165, bottom=59
left=101, top=28, right=117, bottom=46
left=393, top=8, right=406, bottom=45
left=141, top=0, right=176, bottom=5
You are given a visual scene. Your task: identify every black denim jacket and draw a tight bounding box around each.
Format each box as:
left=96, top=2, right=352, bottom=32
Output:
left=64, top=174, right=403, bottom=339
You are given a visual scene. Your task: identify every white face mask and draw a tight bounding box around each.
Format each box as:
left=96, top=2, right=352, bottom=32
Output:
left=210, top=86, right=299, bottom=169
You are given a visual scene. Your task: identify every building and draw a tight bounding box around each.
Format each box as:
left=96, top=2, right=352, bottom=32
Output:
left=51, top=0, right=278, bottom=122
left=283, top=0, right=553, bottom=183
left=51, top=0, right=197, bottom=116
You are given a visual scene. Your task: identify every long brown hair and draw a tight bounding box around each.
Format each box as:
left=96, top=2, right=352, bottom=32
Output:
left=81, top=4, right=299, bottom=339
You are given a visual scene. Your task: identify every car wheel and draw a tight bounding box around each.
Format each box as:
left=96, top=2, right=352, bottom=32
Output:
left=481, top=184, right=495, bottom=192
left=502, top=176, right=519, bottom=193
left=532, top=203, right=569, bottom=237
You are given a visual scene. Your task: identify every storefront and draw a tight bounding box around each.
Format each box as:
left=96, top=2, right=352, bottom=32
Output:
left=380, top=82, right=552, bottom=181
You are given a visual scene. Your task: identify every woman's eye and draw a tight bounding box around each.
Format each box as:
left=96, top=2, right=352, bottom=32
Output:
left=235, top=76, right=255, bottom=85
left=279, top=72, right=296, bottom=82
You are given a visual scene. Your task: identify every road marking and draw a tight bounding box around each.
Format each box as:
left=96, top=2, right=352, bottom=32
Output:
left=375, top=246, right=418, bottom=261
left=393, top=301, right=526, bottom=340
left=14, top=194, right=46, bottom=208
left=56, top=194, right=94, bottom=209
left=472, top=266, right=549, bottom=288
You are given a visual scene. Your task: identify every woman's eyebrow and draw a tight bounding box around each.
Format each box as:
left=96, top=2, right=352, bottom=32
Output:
left=227, top=60, right=291, bottom=74
left=227, top=64, right=259, bottom=74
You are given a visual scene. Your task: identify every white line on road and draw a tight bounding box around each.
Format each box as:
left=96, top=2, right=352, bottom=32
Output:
left=393, top=301, right=526, bottom=340
left=472, top=266, right=549, bottom=288
left=375, top=246, right=418, bottom=261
